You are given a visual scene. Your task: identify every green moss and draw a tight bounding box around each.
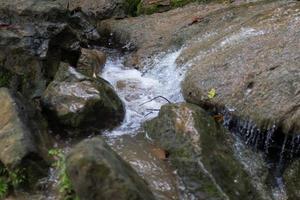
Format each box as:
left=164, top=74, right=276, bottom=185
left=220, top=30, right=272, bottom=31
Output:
left=0, top=69, right=12, bottom=88
left=0, top=164, right=26, bottom=198
left=136, top=0, right=227, bottom=15
left=124, top=0, right=142, bottom=16
left=171, top=0, right=194, bottom=7
left=137, top=3, right=161, bottom=15
left=49, top=149, right=79, bottom=200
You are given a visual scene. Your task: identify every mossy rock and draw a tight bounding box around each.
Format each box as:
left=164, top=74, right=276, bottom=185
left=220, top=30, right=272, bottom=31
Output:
left=0, top=88, right=50, bottom=193
left=66, top=137, right=155, bottom=200
left=144, top=103, right=270, bottom=200
left=42, top=63, right=125, bottom=135
left=283, top=159, right=300, bottom=200
left=124, top=0, right=142, bottom=16
left=0, top=68, right=12, bottom=88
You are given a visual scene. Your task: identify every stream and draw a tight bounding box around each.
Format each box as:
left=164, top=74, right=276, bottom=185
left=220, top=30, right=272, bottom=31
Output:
left=41, top=46, right=291, bottom=200
left=100, top=47, right=188, bottom=199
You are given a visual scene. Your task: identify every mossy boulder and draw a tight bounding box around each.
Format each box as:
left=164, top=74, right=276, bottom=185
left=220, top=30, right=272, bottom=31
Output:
left=180, top=1, right=300, bottom=135
left=66, top=137, right=155, bottom=200
left=283, top=159, right=300, bottom=200
left=0, top=88, right=51, bottom=189
left=41, top=63, right=124, bottom=134
left=144, top=103, right=271, bottom=200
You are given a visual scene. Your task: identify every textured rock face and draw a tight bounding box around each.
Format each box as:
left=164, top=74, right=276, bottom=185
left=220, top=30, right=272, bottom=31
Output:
left=0, top=22, right=80, bottom=98
left=66, top=137, right=155, bottom=200
left=97, top=1, right=267, bottom=68
left=0, top=88, right=50, bottom=184
left=181, top=1, right=300, bottom=135
left=77, top=48, right=107, bottom=78
left=138, top=0, right=171, bottom=15
left=144, top=103, right=271, bottom=200
left=98, top=2, right=227, bottom=68
left=42, top=64, right=124, bottom=133
left=0, top=0, right=100, bottom=98
left=58, top=0, right=125, bottom=19
left=98, top=0, right=300, bottom=136
left=283, top=159, right=300, bottom=200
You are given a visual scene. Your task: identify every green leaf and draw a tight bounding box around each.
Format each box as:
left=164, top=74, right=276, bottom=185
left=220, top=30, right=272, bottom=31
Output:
left=0, top=178, right=8, bottom=198
left=208, top=88, right=217, bottom=99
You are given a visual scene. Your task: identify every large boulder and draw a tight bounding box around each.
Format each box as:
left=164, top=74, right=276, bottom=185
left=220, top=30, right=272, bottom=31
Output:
left=144, top=103, right=272, bottom=200
left=0, top=88, right=50, bottom=186
left=283, top=159, right=300, bottom=200
left=97, top=1, right=276, bottom=68
left=66, top=137, right=155, bottom=200
left=0, top=22, right=80, bottom=98
left=180, top=1, right=300, bottom=136
left=41, top=63, right=124, bottom=134
left=98, top=2, right=227, bottom=68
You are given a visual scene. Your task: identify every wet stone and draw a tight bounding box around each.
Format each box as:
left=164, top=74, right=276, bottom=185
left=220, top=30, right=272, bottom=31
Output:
left=41, top=63, right=124, bottom=135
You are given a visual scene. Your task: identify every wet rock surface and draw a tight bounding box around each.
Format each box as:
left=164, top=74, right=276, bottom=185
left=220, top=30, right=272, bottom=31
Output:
left=144, top=103, right=271, bottom=200
left=98, top=3, right=227, bottom=68
left=0, top=88, right=50, bottom=186
left=283, top=159, right=300, bottom=200
left=1, top=0, right=300, bottom=199
left=181, top=1, right=300, bottom=136
left=99, top=0, right=300, bottom=137
left=42, top=63, right=124, bottom=134
left=138, top=0, right=172, bottom=15
left=66, top=137, right=156, bottom=200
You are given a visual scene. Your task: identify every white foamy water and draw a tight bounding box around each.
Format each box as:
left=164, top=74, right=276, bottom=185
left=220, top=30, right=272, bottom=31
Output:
left=102, top=49, right=185, bottom=137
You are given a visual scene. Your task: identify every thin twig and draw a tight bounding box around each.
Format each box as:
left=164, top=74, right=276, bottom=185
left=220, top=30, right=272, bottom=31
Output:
left=139, top=96, right=171, bottom=106
left=146, top=108, right=160, bottom=111
left=144, top=112, right=154, bottom=118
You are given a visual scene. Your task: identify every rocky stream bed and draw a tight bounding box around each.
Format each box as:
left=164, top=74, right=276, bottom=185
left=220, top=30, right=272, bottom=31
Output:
left=0, top=0, right=300, bottom=200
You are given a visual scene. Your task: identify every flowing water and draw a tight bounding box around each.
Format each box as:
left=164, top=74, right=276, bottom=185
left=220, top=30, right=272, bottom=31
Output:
left=102, top=48, right=185, bottom=136
left=100, top=48, right=189, bottom=199
left=38, top=47, right=190, bottom=200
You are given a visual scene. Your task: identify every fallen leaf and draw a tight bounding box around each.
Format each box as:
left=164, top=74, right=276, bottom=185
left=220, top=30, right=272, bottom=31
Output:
left=208, top=88, right=216, bottom=99
left=151, top=148, right=168, bottom=160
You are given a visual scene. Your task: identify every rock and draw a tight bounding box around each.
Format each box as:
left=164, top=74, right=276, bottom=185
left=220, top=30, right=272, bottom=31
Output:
left=0, top=0, right=101, bottom=98
left=58, top=0, right=125, bottom=19
left=137, top=0, right=171, bottom=15
left=144, top=103, right=272, bottom=200
left=283, top=159, right=300, bottom=200
left=41, top=63, right=124, bottom=134
left=0, top=22, right=80, bottom=98
left=77, top=48, right=107, bottom=78
left=66, top=137, right=155, bottom=200
left=98, top=2, right=239, bottom=68
left=99, top=0, right=269, bottom=67
left=180, top=1, right=300, bottom=135
left=0, top=0, right=68, bottom=23
left=0, top=88, right=50, bottom=187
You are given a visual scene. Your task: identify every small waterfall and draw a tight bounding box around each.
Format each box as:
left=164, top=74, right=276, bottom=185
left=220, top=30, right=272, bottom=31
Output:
left=100, top=48, right=190, bottom=199
left=220, top=107, right=300, bottom=199
left=102, top=49, right=185, bottom=137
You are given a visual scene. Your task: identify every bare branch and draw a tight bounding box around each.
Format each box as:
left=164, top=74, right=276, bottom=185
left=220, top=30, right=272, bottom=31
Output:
left=139, top=96, right=171, bottom=106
